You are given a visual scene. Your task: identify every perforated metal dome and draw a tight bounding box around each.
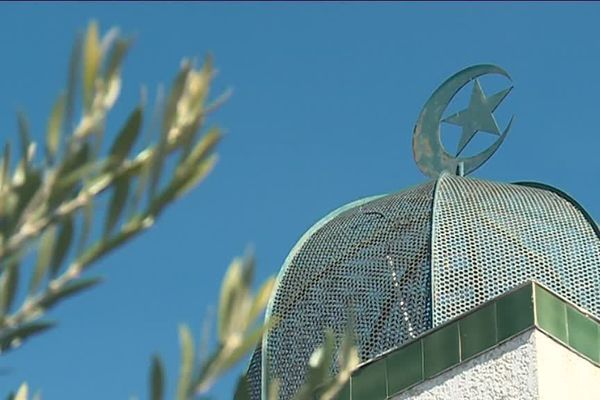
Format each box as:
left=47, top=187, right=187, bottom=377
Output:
left=246, top=172, right=600, bottom=400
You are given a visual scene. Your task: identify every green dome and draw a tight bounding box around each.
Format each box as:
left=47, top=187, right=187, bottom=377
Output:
left=250, top=172, right=599, bottom=400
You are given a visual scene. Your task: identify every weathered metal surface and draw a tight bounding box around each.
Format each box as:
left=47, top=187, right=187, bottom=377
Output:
left=259, top=175, right=600, bottom=399
left=430, top=173, right=600, bottom=326
left=262, top=187, right=434, bottom=399
left=413, top=64, right=514, bottom=178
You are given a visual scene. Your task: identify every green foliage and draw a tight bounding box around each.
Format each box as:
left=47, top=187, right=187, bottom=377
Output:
left=0, top=20, right=221, bottom=355
left=150, top=356, right=165, bottom=400
left=306, top=322, right=360, bottom=400
left=2, top=21, right=359, bottom=400
left=150, top=252, right=276, bottom=400
left=233, top=318, right=359, bottom=400
left=5, top=382, right=40, bottom=400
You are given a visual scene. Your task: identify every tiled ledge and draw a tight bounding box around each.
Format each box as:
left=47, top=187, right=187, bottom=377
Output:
left=334, top=281, right=600, bottom=400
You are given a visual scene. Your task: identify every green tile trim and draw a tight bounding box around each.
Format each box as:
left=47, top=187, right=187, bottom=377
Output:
left=351, top=357, right=387, bottom=400
left=315, top=380, right=351, bottom=400
left=566, top=304, right=600, bottom=364
left=460, top=302, right=497, bottom=360
left=344, top=282, right=600, bottom=399
left=535, top=284, right=568, bottom=343
left=532, top=282, right=600, bottom=366
left=496, top=283, right=535, bottom=341
left=386, top=339, right=423, bottom=395
left=333, top=381, right=350, bottom=400
left=423, top=322, right=460, bottom=379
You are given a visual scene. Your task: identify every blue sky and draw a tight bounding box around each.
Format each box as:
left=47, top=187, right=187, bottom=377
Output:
left=0, top=3, right=599, bottom=399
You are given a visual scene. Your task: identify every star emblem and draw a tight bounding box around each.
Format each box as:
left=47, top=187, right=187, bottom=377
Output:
left=443, top=79, right=512, bottom=156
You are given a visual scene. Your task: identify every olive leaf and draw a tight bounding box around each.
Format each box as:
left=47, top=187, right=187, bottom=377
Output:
left=0, top=142, right=11, bottom=190
left=108, top=107, right=142, bottom=166
left=16, top=113, right=31, bottom=165
left=38, top=277, right=102, bottom=310
left=0, top=260, right=19, bottom=319
left=46, top=94, right=66, bottom=164
left=104, top=174, right=131, bottom=236
left=49, top=216, right=74, bottom=277
left=176, top=324, right=195, bottom=400
left=14, top=383, right=27, bottom=400
left=83, top=21, right=101, bottom=111
left=150, top=355, right=165, bottom=400
left=29, top=226, right=57, bottom=294
left=0, top=321, right=55, bottom=353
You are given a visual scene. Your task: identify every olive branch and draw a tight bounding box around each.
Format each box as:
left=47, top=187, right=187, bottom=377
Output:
left=2, top=22, right=356, bottom=400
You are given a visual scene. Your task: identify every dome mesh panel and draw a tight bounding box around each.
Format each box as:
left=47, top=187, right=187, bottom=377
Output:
left=244, top=344, right=262, bottom=400
left=263, top=182, right=435, bottom=399
left=432, top=175, right=600, bottom=325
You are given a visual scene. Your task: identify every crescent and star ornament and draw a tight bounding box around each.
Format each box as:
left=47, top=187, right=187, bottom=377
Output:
left=412, top=64, right=515, bottom=178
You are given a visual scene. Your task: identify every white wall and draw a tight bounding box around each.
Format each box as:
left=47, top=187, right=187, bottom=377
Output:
left=392, top=329, right=600, bottom=400
left=536, top=331, right=600, bottom=400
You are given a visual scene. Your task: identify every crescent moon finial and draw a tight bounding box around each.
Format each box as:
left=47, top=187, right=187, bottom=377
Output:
left=412, top=64, right=514, bottom=178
